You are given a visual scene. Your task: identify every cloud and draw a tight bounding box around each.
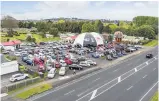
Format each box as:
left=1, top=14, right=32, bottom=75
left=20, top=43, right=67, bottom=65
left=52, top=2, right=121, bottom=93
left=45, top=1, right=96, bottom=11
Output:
left=2, top=1, right=158, bottom=20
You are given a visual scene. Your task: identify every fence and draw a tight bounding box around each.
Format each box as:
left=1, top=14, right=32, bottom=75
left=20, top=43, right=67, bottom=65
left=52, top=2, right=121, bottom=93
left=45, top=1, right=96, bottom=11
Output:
left=2, top=77, right=41, bottom=93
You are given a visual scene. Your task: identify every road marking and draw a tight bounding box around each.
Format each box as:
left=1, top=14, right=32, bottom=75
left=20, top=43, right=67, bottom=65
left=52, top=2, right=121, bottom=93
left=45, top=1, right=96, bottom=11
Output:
left=118, top=76, right=121, bottom=82
left=143, top=75, right=147, bottom=78
left=59, top=76, right=70, bottom=80
left=139, top=81, right=158, bottom=101
left=126, top=86, right=133, bottom=91
left=89, top=89, right=97, bottom=101
left=153, top=68, right=156, bottom=71
left=91, top=78, right=100, bottom=83
left=145, top=62, right=148, bottom=65
left=135, top=68, right=137, bottom=72
left=113, top=68, right=119, bottom=72
left=64, top=90, right=75, bottom=95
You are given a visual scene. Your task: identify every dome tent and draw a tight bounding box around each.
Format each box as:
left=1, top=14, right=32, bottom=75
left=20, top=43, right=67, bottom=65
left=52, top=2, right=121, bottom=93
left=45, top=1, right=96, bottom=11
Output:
left=73, top=32, right=104, bottom=47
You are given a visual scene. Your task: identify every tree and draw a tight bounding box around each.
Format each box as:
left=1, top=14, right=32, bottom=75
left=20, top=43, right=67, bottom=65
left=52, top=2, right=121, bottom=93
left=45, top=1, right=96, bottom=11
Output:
left=26, top=36, right=32, bottom=41
left=36, top=22, right=49, bottom=37
left=49, top=28, right=59, bottom=37
left=108, top=24, right=118, bottom=33
left=82, top=22, right=95, bottom=33
left=1, top=15, right=18, bottom=37
left=94, top=20, right=103, bottom=34
left=18, top=21, right=24, bottom=28
left=102, top=25, right=112, bottom=34
left=136, top=25, right=155, bottom=39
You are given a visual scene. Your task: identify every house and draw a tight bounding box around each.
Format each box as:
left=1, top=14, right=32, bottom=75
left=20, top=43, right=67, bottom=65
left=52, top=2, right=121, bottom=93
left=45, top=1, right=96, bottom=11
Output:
left=0, top=54, right=19, bottom=75
left=1, top=40, right=21, bottom=51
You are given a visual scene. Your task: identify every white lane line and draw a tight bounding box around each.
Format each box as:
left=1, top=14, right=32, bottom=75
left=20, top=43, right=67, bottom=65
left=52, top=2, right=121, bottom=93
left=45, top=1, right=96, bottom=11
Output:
left=139, top=81, right=158, bottom=101
left=89, top=89, right=97, bottom=101
left=113, top=68, right=119, bottom=72
left=153, top=68, right=156, bottom=71
left=126, top=86, right=133, bottom=91
left=145, top=62, right=148, bottom=65
left=91, top=78, right=100, bottom=83
left=143, top=75, right=147, bottom=78
left=118, top=76, right=121, bottom=83
left=135, top=68, right=137, bottom=72
left=64, top=90, right=75, bottom=95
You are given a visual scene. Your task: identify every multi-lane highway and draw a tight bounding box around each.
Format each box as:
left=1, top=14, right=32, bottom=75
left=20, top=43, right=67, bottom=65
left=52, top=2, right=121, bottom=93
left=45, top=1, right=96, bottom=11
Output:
left=30, top=46, right=158, bottom=101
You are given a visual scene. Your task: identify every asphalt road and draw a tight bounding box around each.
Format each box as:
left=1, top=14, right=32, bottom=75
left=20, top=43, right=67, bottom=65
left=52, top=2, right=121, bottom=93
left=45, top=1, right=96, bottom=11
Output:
left=28, top=46, right=158, bottom=101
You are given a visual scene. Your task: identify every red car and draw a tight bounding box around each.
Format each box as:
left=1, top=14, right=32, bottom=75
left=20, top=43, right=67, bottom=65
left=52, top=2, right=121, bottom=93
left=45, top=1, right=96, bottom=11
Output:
left=38, top=63, right=45, bottom=72
left=64, top=58, right=73, bottom=65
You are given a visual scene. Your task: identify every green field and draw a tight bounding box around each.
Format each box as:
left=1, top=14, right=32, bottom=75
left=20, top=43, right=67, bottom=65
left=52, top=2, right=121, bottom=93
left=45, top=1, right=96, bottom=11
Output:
left=15, top=83, right=52, bottom=99
left=1, top=33, right=61, bottom=43
left=150, top=92, right=158, bottom=101
left=144, top=40, right=158, bottom=47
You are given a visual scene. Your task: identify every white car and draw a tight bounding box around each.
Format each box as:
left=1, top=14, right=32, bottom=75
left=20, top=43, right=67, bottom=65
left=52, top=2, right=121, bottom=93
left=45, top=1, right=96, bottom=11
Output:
left=14, top=52, right=21, bottom=56
left=10, top=73, right=29, bottom=82
left=87, top=60, right=97, bottom=66
left=59, top=67, right=66, bottom=76
left=60, top=60, right=67, bottom=67
left=47, top=68, right=56, bottom=79
left=79, top=61, right=91, bottom=67
left=46, top=64, right=53, bottom=71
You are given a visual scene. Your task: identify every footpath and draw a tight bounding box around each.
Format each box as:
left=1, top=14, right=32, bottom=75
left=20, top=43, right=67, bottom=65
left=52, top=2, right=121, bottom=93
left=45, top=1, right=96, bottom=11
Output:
left=1, top=46, right=154, bottom=101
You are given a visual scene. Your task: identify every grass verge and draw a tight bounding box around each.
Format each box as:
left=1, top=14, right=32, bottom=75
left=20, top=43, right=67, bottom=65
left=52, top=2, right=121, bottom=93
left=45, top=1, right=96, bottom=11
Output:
left=144, top=40, right=158, bottom=47
left=150, top=92, right=158, bottom=101
left=15, top=83, right=52, bottom=100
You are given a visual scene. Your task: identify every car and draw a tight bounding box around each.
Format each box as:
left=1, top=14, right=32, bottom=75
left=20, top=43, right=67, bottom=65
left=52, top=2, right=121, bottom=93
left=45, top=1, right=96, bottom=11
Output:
left=2, top=50, right=10, bottom=54
left=60, top=60, right=67, bottom=67
left=69, top=64, right=83, bottom=70
left=59, top=67, right=66, bottom=76
left=125, top=47, right=136, bottom=52
left=71, top=58, right=79, bottom=64
left=79, top=61, right=91, bottom=67
left=107, top=54, right=113, bottom=60
left=38, top=63, right=45, bottom=72
left=111, top=53, right=118, bottom=58
left=78, top=56, right=86, bottom=61
left=14, top=51, right=21, bottom=56
left=47, top=68, right=56, bottom=79
left=86, top=60, right=97, bottom=66
left=26, top=59, right=34, bottom=66
left=10, top=73, right=29, bottom=82
left=64, top=58, right=73, bottom=65
left=91, top=53, right=100, bottom=58
left=117, top=52, right=123, bottom=57
left=146, top=54, right=153, bottom=58
left=22, top=56, right=29, bottom=62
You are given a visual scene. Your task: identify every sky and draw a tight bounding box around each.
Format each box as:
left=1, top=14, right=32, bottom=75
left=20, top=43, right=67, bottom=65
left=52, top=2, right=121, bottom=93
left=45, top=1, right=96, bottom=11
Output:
left=1, top=1, right=158, bottom=21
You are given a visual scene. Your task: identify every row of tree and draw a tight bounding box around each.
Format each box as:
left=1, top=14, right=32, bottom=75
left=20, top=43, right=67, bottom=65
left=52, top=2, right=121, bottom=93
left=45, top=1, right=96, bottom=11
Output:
left=1, top=15, right=158, bottom=39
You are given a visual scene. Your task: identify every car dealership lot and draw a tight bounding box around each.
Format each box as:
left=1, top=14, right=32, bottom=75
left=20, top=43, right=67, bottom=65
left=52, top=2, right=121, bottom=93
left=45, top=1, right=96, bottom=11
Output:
left=1, top=41, right=142, bottom=88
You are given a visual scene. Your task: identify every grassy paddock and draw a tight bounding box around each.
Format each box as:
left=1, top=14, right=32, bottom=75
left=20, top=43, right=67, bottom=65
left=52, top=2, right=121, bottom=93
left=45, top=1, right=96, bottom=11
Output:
left=150, top=92, right=158, bottom=101
left=15, top=83, right=52, bottom=99
left=144, top=40, right=158, bottom=47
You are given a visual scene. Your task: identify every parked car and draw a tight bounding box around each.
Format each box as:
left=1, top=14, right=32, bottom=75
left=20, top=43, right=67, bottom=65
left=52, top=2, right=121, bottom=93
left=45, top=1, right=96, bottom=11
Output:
left=46, top=64, right=53, bottom=71
left=38, top=63, right=45, bottom=72
left=69, top=64, right=83, bottom=70
left=86, top=60, right=97, bottom=66
left=64, top=58, right=73, bottom=65
left=71, top=58, right=79, bottom=64
left=10, top=73, right=29, bottom=82
left=107, top=54, right=113, bottom=60
left=78, top=56, right=86, bottom=61
left=111, top=53, right=118, bottom=58
left=47, top=68, right=56, bottom=79
left=146, top=54, right=153, bottom=58
left=125, top=47, right=136, bottom=52
left=91, top=53, right=100, bottom=58
left=79, top=61, right=91, bottom=67
left=60, top=60, right=67, bottom=67
left=59, top=67, right=66, bottom=76
left=26, top=59, right=34, bottom=66
left=22, top=56, right=29, bottom=62
left=2, top=50, right=10, bottom=54
left=117, top=52, right=123, bottom=57
left=14, top=51, right=21, bottom=56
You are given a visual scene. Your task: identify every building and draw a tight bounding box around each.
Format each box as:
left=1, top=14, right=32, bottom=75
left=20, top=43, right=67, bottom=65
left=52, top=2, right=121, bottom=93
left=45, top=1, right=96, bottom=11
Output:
left=1, top=54, right=19, bottom=75
left=1, top=40, right=21, bottom=51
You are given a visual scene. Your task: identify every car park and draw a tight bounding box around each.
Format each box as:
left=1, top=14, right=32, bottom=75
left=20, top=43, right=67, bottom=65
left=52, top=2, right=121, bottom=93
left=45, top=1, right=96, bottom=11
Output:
left=10, top=73, right=29, bottom=82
